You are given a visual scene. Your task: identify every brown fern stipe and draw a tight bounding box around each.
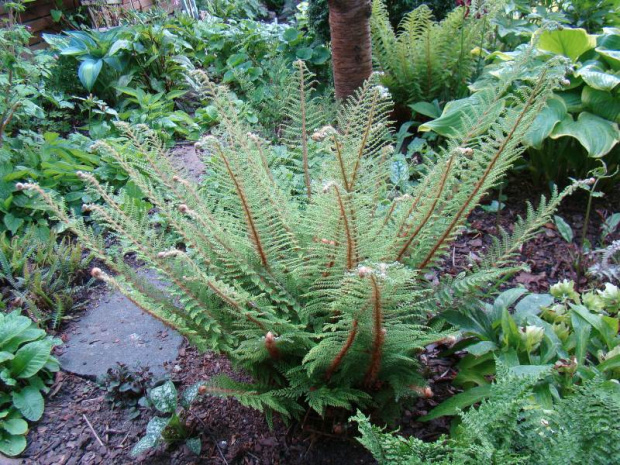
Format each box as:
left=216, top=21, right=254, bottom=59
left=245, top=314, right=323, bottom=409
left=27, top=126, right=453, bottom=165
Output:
left=364, top=276, right=384, bottom=387
left=326, top=320, right=359, bottom=381
left=328, top=0, right=373, bottom=100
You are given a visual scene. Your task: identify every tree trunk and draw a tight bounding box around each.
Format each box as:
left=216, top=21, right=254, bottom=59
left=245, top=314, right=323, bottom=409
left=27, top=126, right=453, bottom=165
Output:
left=328, top=0, right=373, bottom=100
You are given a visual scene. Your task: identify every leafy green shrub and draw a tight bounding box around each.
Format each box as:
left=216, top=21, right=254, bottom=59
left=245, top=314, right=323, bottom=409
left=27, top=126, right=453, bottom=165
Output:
left=370, top=0, right=491, bottom=109
left=423, top=26, right=620, bottom=184
left=132, top=380, right=202, bottom=456
left=0, top=11, right=73, bottom=145
left=0, top=132, right=128, bottom=237
left=427, top=280, right=620, bottom=420
left=26, top=53, right=569, bottom=423
left=354, top=365, right=620, bottom=464
left=0, top=311, right=60, bottom=456
left=197, top=0, right=267, bottom=19
left=0, top=230, right=93, bottom=329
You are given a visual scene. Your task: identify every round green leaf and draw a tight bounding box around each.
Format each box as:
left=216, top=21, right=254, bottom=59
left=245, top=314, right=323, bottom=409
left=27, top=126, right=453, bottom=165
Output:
left=536, top=28, right=597, bottom=61
left=0, top=433, right=27, bottom=456
left=1, top=418, right=28, bottom=435
left=78, top=59, right=103, bottom=92
left=12, top=387, right=44, bottom=422
left=550, top=112, right=620, bottom=157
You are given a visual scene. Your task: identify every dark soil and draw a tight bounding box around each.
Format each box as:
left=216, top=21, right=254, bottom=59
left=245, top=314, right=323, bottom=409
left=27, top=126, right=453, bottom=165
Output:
left=20, top=172, right=620, bottom=464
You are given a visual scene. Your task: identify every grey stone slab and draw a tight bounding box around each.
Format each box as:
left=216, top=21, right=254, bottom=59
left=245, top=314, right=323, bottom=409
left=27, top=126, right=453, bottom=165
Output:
left=59, top=281, right=183, bottom=379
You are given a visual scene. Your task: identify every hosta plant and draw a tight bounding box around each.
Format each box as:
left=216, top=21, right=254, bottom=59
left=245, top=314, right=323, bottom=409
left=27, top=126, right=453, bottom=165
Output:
left=426, top=279, right=620, bottom=421
left=24, top=56, right=570, bottom=423
left=0, top=311, right=60, bottom=456
left=423, top=26, right=620, bottom=184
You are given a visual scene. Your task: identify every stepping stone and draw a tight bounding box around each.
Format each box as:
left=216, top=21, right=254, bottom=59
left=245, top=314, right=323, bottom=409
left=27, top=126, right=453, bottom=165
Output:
left=58, top=271, right=183, bottom=379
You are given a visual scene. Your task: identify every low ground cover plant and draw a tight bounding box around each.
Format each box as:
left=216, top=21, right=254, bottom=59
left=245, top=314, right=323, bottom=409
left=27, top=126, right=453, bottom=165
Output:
left=24, top=50, right=574, bottom=426
left=354, top=364, right=620, bottom=464
left=0, top=311, right=60, bottom=456
left=426, top=280, right=620, bottom=420
left=0, top=230, right=94, bottom=329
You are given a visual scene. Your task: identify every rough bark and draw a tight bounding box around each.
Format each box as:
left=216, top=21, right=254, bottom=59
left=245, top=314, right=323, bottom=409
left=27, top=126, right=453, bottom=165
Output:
left=328, top=0, right=373, bottom=100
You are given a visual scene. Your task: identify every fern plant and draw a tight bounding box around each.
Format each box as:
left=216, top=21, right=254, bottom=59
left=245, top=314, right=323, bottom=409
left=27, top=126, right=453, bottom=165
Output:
left=22, top=56, right=570, bottom=423
left=370, top=0, right=492, bottom=108
left=354, top=365, right=620, bottom=464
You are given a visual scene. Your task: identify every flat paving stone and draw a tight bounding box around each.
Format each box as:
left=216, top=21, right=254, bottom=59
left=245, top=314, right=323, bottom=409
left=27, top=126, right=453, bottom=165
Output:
left=59, top=274, right=183, bottom=379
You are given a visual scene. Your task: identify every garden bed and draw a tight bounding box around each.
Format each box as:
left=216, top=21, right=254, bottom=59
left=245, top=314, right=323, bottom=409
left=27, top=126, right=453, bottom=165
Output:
left=20, top=171, right=619, bottom=464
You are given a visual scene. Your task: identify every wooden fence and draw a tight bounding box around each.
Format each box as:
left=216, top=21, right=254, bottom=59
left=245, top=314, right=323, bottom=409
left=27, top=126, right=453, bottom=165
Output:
left=1, top=0, right=176, bottom=47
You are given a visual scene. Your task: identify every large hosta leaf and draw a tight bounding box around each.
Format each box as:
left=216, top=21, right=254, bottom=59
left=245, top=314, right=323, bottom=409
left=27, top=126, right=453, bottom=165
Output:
left=78, top=58, right=103, bottom=92
left=597, top=28, right=620, bottom=70
left=550, top=112, right=620, bottom=157
left=582, top=86, right=620, bottom=123
left=419, top=90, right=505, bottom=137
left=575, top=64, right=620, bottom=91
left=536, top=28, right=597, bottom=61
left=524, top=96, right=567, bottom=149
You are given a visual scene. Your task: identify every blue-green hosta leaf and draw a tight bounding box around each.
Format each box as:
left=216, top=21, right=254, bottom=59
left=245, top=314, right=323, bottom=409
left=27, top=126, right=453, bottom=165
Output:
left=550, top=112, right=620, bottom=157
left=597, top=47, right=620, bottom=71
left=582, top=86, right=620, bottom=123
left=149, top=381, right=177, bottom=414
left=419, top=91, right=504, bottom=137
left=524, top=96, right=567, bottom=149
left=597, top=29, right=620, bottom=70
left=536, top=28, right=597, bottom=61
left=12, top=386, right=44, bottom=421
left=575, top=64, right=620, bottom=91
left=78, top=59, right=103, bottom=92
left=108, top=39, right=131, bottom=56
left=555, top=90, right=584, bottom=113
